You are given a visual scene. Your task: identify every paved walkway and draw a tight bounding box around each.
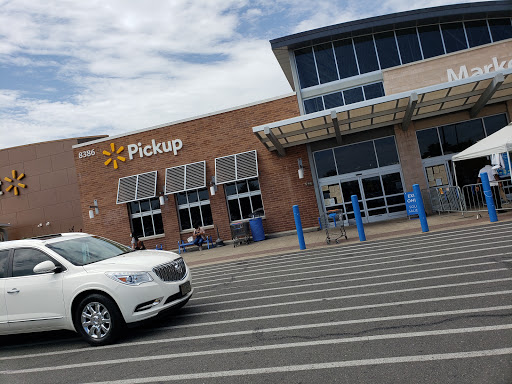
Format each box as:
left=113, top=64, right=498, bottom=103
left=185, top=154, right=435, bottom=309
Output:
left=181, top=211, right=512, bottom=267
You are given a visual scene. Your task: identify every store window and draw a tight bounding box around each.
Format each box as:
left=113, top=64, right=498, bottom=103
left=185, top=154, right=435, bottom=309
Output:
left=375, top=137, right=399, bottom=166
left=353, top=35, right=379, bottom=74
left=441, top=23, right=468, bottom=53
left=314, top=136, right=400, bottom=178
left=335, top=141, right=377, bottom=174
left=417, top=128, right=442, bottom=159
left=489, top=18, right=512, bottom=42
left=416, top=114, right=508, bottom=159
left=418, top=25, right=445, bottom=59
left=304, top=96, right=324, bottom=114
left=343, top=87, right=364, bottom=104
left=439, top=119, right=485, bottom=154
left=375, top=31, right=400, bottom=69
left=396, top=27, right=423, bottom=64
left=484, top=114, right=509, bottom=136
left=324, top=92, right=344, bottom=110
left=363, top=83, right=385, bottom=100
left=295, top=47, right=319, bottom=89
left=303, top=82, right=384, bottom=114
left=465, top=20, right=491, bottom=47
left=225, top=178, right=264, bottom=222
left=314, top=149, right=337, bottom=178
left=294, top=18, right=512, bottom=90
left=333, top=39, right=359, bottom=79
left=129, top=197, right=164, bottom=238
left=314, top=43, right=338, bottom=84
left=176, top=188, right=213, bottom=231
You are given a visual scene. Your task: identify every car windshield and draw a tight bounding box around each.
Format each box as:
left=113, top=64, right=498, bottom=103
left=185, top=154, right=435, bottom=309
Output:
left=45, top=236, right=133, bottom=266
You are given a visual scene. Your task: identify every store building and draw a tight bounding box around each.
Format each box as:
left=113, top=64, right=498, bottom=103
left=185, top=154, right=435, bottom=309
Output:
left=0, top=137, right=105, bottom=240
left=72, top=1, right=512, bottom=249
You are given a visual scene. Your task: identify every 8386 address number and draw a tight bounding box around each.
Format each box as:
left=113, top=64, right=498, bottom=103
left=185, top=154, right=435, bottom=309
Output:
left=78, top=149, right=95, bottom=159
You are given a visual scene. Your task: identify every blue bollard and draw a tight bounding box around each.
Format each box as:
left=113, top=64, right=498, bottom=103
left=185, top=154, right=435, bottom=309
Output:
left=351, top=195, right=366, bottom=241
left=480, top=172, right=498, bottom=223
left=293, top=205, right=306, bottom=250
left=412, top=184, right=429, bottom=232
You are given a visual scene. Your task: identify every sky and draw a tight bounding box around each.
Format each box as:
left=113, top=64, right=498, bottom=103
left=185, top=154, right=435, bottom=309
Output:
left=0, top=0, right=482, bottom=149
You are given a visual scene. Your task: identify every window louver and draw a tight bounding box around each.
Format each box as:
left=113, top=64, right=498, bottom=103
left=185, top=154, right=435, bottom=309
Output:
left=165, top=161, right=206, bottom=194
left=116, top=171, right=157, bottom=204
left=215, top=150, right=258, bottom=184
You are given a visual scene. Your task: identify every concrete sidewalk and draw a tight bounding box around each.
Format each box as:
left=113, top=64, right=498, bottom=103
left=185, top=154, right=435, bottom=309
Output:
left=181, top=211, right=512, bottom=268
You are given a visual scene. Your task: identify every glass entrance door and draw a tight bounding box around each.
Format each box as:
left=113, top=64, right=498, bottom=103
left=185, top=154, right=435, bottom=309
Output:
left=321, top=170, right=407, bottom=224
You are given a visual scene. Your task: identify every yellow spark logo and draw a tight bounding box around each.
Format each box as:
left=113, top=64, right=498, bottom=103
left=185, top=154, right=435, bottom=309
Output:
left=103, top=143, right=126, bottom=170
left=4, top=170, right=27, bottom=196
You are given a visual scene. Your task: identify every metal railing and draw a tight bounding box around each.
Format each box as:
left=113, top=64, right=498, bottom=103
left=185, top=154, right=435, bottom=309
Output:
left=428, top=179, right=512, bottom=216
left=428, top=186, right=466, bottom=213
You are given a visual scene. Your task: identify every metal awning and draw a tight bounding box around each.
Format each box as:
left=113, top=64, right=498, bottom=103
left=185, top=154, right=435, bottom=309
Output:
left=253, top=69, right=512, bottom=156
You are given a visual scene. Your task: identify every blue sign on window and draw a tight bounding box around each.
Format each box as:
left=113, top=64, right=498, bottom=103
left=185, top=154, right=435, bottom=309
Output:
left=404, top=191, right=419, bottom=216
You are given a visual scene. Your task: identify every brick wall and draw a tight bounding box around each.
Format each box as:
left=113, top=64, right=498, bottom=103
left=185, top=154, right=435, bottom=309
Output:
left=74, top=95, right=319, bottom=250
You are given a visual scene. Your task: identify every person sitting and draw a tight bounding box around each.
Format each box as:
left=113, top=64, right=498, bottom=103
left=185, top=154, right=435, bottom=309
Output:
left=135, top=239, right=146, bottom=250
left=192, top=224, right=206, bottom=251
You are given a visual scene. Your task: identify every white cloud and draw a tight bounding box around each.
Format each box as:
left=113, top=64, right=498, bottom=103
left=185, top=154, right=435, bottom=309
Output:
left=0, top=0, right=492, bottom=149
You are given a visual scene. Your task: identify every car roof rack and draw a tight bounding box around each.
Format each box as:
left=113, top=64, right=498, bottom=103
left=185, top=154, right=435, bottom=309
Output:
left=30, top=234, right=63, bottom=240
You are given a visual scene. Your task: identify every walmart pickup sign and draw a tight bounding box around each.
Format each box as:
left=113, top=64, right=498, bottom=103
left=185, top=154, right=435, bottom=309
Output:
left=404, top=191, right=419, bottom=216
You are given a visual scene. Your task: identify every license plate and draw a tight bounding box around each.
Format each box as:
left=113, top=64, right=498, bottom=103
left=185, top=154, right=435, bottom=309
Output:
left=180, top=281, right=191, bottom=295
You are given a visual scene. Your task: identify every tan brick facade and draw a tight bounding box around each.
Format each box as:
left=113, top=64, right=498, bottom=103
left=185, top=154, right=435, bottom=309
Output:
left=0, top=138, right=90, bottom=240
left=73, top=96, right=320, bottom=250
left=383, top=40, right=512, bottom=95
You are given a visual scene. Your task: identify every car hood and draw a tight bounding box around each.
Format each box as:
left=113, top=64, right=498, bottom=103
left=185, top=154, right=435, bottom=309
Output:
left=82, top=250, right=182, bottom=272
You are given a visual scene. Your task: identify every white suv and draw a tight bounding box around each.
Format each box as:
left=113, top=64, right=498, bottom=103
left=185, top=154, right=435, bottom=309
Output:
left=0, top=233, right=193, bottom=346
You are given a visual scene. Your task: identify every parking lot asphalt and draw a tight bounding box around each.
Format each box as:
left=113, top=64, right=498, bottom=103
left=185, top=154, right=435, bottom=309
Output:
left=180, top=210, right=512, bottom=268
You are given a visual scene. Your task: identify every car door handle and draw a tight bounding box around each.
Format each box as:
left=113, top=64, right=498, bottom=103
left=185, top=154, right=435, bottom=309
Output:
left=7, top=288, right=20, bottom=294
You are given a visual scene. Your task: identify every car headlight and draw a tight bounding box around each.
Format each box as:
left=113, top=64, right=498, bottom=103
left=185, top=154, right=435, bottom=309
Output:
left=106, top=272, right=153, bottom=286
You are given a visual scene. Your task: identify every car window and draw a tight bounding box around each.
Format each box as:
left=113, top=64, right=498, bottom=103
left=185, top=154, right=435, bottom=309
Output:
left=46, top=236, right=132, bottom=266
left=12, top=248, right=55, bottom=277
left=0, top=249, right=9, bottom=278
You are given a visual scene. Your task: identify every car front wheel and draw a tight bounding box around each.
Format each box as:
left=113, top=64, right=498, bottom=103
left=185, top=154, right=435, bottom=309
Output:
left=74, top=294, right=124, bottom=346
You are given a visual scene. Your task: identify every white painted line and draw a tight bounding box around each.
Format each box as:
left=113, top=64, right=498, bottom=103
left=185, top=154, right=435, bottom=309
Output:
left=192, top=242, right=512, bottom=287
left=192, top=232, right=512, bottom=283
left=192, top=224, right=512, bottom=275
left=189, top=268, right=508, bottom=308
left=192, top=221, right=512, bottom=272
left=3, top=324, right=512, bottom=375
left=81, top=347, right=512, bottom=383
left=195, top=261, right=500, bottom=297
left=184, top=278, right=512, bottom=317
left=3, top=305, right=511, bottom=361
left=194, top=252, right=512, bottom=290
left=174, top=290, right=512, bottom=328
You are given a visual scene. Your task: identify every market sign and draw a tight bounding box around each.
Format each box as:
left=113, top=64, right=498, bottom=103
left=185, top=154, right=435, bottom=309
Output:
left=447, top=56, right=512, bottom=82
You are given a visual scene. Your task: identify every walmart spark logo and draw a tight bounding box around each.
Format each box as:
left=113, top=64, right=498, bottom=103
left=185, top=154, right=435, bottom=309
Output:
left=3, top=170, right=27, bottom=196
left=103, top=143, right=126, bottom=170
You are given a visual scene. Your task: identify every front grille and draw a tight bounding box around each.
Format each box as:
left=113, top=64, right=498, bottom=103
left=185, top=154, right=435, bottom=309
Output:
left=153, top=257, right=187, bottom=282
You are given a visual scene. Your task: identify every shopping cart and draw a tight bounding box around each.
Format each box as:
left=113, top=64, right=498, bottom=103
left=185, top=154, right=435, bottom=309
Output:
left=230, top=221, right=251, bottom=247
left=319, top=209, right=347, bottom=244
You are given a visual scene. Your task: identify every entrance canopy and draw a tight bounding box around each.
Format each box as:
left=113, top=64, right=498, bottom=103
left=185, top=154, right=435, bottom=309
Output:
left=253, top=69, right=512, bottom=156
left=452, top=122, right=512, bottom=162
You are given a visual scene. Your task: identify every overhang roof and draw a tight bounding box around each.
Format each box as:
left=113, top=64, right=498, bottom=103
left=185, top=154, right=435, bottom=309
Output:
left=253, top=69, right=512, bottom=155
left=271, top=1, right=512, bottom=89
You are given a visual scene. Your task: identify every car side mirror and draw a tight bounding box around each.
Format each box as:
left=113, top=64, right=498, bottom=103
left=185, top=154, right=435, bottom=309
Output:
left=33, top=260, right=61, bottom=274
